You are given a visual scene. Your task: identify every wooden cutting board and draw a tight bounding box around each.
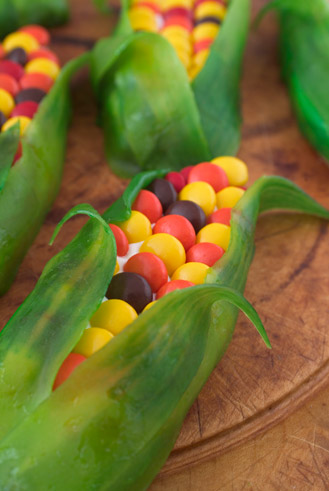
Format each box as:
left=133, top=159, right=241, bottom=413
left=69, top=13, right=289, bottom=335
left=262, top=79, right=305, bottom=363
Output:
left=1, top=0, right=329, bottom=488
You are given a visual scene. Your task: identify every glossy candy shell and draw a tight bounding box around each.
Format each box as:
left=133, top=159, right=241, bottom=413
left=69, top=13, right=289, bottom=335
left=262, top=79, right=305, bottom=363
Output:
left=106, top=272, right=153, bottom=314
left=156, top=279, right=194, bottom=298
left=124, top=252, right=168, bottom=292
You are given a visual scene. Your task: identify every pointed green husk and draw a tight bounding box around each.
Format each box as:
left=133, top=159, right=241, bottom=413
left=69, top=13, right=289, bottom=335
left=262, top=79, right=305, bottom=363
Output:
left=0, top=0, right=69, bottom=36
left=91, top=0, right=250, bottom=177
left=0, top=52, right=90, bottom=296
left=262, top=0, right=329, bottom=163
left=0, top=174, right=328, bottom=490
left=0, top=204, right=117, bottom=442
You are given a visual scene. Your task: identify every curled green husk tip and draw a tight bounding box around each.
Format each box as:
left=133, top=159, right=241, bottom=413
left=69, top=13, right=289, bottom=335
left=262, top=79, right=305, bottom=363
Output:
left=49, top=203, right=111, bottom=246
left=184, top=285, right=272, bottom=348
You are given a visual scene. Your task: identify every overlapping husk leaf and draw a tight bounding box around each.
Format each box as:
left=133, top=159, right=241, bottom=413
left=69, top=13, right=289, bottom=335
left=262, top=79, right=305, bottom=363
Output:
left=0, top=172, right=328, bottom=490
left=91, top=0, right=250, bottom=177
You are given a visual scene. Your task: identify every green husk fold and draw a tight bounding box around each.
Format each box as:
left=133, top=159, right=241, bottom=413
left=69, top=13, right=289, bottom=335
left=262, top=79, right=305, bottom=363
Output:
left=263, top=0, right=329, bottom=163
left=0, top=204, right=116, bottom=442
left=0, top=52, right=90, bottom=296
left=0, top=0, right=69, bottom=36
left=0, top=173, right=328, bottom=489
left=91, top=0, right=250, bottom=177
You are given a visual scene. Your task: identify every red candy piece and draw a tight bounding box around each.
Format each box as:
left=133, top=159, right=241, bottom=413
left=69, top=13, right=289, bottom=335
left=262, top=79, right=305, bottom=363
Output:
left=132, top=189, right=163, bottom=223
left=53, top=353, right=86, bottom=390
left=109, top=224, right=129, bottom=256
left=180, top=165, right=194, bottom=182
left=164, top=7, right=192, bottom=19
left=11, top=101, right=39, bottom=119
left=28, top=47, right=59, bottom=65
left=194, top=39, right=213, bottom=53
left=186, top=242, right=224, bottom=266
left=163, top=16, right=193, bottom=31
left=188, top=162, right=229, bottom=192
left=13, top=141, right=22, bottom=165
left=157, top=279, right=194, bottom=299
left=20, top=72, right=54, bottom=93
left=165, top=171, right=185, bottom=192
left=124, top=252, right=168, bottom=292
left=0, top=73, right=19, bottom=96
left=207, top=207, right=232, bottom=226
left=153, top=214, right=196, bottom=251
left=20, top=25, right=50, bottom=45
left=0, top=60, right=24, bottom=81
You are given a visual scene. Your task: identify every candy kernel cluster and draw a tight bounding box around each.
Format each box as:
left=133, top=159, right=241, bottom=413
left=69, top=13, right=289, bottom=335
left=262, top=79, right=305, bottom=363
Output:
left=128, top=0, right=228, bottom=79
left=0, top=25, right=61, bottom=162
left=53, top=156, right=248, bottom=389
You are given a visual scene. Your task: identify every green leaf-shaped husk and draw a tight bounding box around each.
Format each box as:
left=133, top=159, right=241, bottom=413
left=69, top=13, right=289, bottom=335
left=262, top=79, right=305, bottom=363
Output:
left=0, top=0, right=69, bottom=36
left=0, top=52, right=89, bottom=296
left=0, top=204, right=117, bottom=441
left=91, top=0, right=250, bottom=177
left=267, top=0, right=329, bottom=163
left=0, top=173, right=327, bottom=490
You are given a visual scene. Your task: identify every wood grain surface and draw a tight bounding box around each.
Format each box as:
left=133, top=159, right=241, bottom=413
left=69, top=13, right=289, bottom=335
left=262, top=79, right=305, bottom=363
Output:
left=1, top=1, right=329, bottom=489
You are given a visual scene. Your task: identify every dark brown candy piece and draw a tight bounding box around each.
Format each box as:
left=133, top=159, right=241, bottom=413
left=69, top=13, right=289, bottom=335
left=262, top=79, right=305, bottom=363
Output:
left=15, top=88, right=46, bottom=104
left=165, top=200, right=206, bottom=233
left=147, top=178, right=177, bottom=212
left=0, top=110, right=7, bottom=130
left=106, top=272, right=153, bottom=314
left=195, top=17, right=222, bottom=26
left=6, top=48, right=28, bottom=66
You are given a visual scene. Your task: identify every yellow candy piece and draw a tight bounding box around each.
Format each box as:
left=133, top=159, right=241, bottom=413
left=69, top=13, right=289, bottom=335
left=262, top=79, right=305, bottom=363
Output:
left=0, top=88, right=15, bottom=117
left=179, top=181, right=216, bottom=216
left=117, top=210, right=152, bottom=243
left=129, top=5, right=156, bottom=15
left=176, top=48, right=191, bottom=69
left=90, top=299, right=138, bottom=336
left=194, top=2, right=227, bottom=21
left=143, top=300, right=157, bottom=312
left=197, top=223, right=231, bottom=250
left=211, top=156, right=248, bottom=186
left=25, top=58, right=60, bottom=80
left=163, top=0, right=192, bottom=8
left=140, top=233, right=186, bottom=276
left=3, top=31, right=39, bottom=53
left=73, top=327, right=113, bottom=358
left=114, top=260, right=120, bottom=275
left=161, top=26, right=190, bottom=40
left=193, top=23, right=219, bottom=43
left=2, top=116, right=31, bottom=136
left=130, top=17, right=157, bottom=32
left=193, top=49, right=209, bottom=67
left=172, top=262, right=209, bottom=285
left=129, top=7, right=157, bottom=31
left=164, top=34, right=192, bottom=55
left=216, top=186, right=245, bottom=209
